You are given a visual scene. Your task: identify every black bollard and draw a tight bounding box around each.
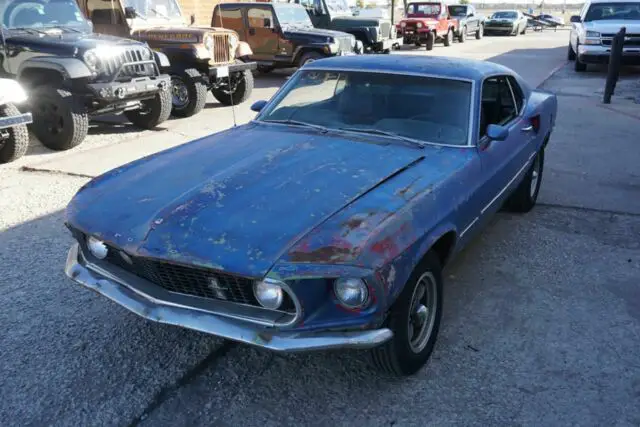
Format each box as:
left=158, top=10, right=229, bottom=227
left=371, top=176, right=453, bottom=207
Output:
left=603, top=26, right=626, bottom=104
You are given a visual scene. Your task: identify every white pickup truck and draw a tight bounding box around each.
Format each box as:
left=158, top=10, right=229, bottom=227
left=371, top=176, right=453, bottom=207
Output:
left=567, top=0, right=640, bottom=71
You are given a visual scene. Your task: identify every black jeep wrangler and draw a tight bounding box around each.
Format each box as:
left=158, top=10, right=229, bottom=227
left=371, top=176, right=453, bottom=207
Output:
left=0, top=0, right=172, bottom=151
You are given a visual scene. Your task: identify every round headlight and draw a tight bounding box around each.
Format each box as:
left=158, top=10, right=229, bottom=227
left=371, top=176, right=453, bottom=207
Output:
left=86, top=236, right=108, bottom=259
left=334, top=278, right=369, bottom=309
left=416, top=22, right=423, bottom=28
left=400, top=21, right=406, bottom=27
left=253, top=280, right=284, bottom=310
left=83, top=49, right=99, bottom=72
left=204, top=34, right=214, bottom=51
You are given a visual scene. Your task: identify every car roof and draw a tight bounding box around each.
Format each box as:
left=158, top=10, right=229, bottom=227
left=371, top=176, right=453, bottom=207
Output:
left=302, top=54, right=514, bottom=82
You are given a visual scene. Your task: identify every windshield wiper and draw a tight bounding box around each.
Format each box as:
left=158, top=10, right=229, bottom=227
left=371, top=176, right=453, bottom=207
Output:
left=337, top=127, right=425, bottom=149
left=150, top=8, right=171, bottom=20
left=10, top=27, right=47, bottom=35
left=261, top=119, right=330, bottom=133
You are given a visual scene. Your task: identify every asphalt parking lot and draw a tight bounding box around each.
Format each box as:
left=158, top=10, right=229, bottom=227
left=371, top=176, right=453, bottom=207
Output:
left=1, top=30, right=639, bottom=426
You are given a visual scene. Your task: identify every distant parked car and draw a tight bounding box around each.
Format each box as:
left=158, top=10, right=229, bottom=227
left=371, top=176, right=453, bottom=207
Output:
left=397, top=1, right=459, bottom=50
left=484, top=10, right=529, bottom=35
left=64, top=54, right=557, bottom=377
left=448, top=4, right=486, bottom=42
left=538, top=13, right=566, bottom=26
left=568, top=0, right=640, bottom=71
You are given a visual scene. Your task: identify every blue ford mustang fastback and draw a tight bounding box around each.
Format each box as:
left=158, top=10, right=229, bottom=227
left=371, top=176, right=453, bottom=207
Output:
left=64, top=55, right=557, bottom=376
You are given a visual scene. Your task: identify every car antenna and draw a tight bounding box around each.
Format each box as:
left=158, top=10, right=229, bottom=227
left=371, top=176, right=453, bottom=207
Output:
left=216, top=12, right=237, bottom=127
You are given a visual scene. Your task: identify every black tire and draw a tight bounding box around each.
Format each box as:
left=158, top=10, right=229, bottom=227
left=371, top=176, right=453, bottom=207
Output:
left=443, top=29, right=453, bottom=46
left=574, top=43, right=587, bottom=71
left=425, top=32, right=435, bottom=50
left=521, top=26, right=527, bottom=35
left=29, top=86, right=88, bottom=151
left=256, top=65, right=274, bottom=74
left=506, top=148, right=545, bottom=213
left=170, top=68, right=207, bottom=118
left=0, top=103, right=29, bottom=163
left=211, top=61, right=255, bottom=106
left=298, top=51, right=325, bottom=67
left=414, top=40, right=422, bottom=47
left=458, top=26, right=466, bottom=43
left=370, top=250, right=443, bottom=376
left=476, top=24, right=484, bottom=39
left=124, top=88, right=172, bottom=129
left=567, top=42, right=576, bottom=60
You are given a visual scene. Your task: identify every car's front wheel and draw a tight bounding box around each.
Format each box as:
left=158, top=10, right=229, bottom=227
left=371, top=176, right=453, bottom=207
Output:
left=443, top=29, right=453, bottom=46
left=476, top=24, right=484, bottom=39
left=0, top=103, right=29, bottom=163
left=370, top=251, right=443, bottom=376
left=458, top=26, right=466, bottom=43
left=211, top=61, right=255, bottom=106
left=170, top=68, right=207, bottom=118
left=425, top=32, right=435, bottom=50
left=574, top=42, right=587, bottom=71
left=567, top=41, right=576, bottom=60
left=506, top=147, right=545, bottom=212
left=125, top=88, right=172, bottom=129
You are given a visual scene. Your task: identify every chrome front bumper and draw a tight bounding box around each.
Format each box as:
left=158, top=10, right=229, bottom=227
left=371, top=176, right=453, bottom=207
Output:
left=64, top=243, right=393, bottom=352
left=578, top=44, right=640, bottom=64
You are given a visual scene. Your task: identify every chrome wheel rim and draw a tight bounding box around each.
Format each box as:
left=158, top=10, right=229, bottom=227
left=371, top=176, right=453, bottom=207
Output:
left=530, top=155, right=541, bottom=198
left=407, top=272, right=438, bottom=354
left=171, top=77, right=189, bottom=109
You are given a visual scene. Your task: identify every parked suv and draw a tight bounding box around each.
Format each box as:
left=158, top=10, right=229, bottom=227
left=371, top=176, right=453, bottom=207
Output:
left=286, top=0, right=402, bottom=53
left=212, top=2, right=359, bottom=74
left=0, top=0, right=171, bottom=151
left=397, top=1, right=458, bottom=50
left=80, top=0, right=257, bottom=117
left=568, top=0, right=640, bottom=72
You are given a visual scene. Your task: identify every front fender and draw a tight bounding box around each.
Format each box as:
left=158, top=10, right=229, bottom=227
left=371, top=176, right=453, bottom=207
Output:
left=235, top=41, right=253, bottom=57
left=17, top=57, right=92, bottom=80
left=153, top=51, right=171, bottom=68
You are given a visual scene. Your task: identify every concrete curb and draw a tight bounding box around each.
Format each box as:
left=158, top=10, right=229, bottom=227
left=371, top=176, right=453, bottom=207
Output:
left=537, top=60, right=568, bottom=88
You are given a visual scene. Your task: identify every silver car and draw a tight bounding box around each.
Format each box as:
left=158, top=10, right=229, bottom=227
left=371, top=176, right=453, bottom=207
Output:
left=484, top=10, right=529, bottom=35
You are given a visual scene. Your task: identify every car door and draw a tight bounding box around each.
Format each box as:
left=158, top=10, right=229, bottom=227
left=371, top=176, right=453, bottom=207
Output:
left=467, top=6, right=478, bottom=31
left=476, top=75, right=532, bottom=217
left=213, top=5, right=247, bottom=42
left=246, top=5, right=280, bottom=60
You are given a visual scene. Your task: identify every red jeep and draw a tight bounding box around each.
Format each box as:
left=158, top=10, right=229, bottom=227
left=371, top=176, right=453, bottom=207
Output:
left=397, top=2, right=459, bottom=50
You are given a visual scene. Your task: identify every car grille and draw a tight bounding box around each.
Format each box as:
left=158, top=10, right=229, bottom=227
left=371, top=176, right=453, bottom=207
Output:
left=101, top=47, right=156, bottom=81
left=103, top=246, right=295, bottom=312
left=602, top=33, right=640, bottom=47
left=490, top=21, right=514, bottom=27
left=380, top=21, right=391, bottom=38
left=211, top=33, right=231, bottom=64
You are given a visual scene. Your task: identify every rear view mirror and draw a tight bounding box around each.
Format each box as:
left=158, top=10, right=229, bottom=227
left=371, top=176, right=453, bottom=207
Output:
left=570, top=15, right=581, bottom=23
left=468, top=13, right=474, bottom=17
left=263, top=17, right=271, bottom=27
left=486, top=124, right=509, bottom=141
left=251, top=100, right=267, bottom=112
left=190, top=13, right=195, bottom=25
left=124, top=6, right=136, bottom=19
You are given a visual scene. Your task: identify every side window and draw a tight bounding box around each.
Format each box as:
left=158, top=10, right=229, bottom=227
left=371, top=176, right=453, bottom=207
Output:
left=213, top=7, right=243, bottom=29
left=87, top=0, right=123, bottom=25
left=248, top=7, right=274, bottom=28
left=506, top=75, right=525, bottom=114
left=479, top=76, right=518, bottom=138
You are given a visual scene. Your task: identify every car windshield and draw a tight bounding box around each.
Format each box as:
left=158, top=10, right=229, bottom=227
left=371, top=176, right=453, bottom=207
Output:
left=491, top=11, right=517, bottom=19
left=407, top=3, right=440, bottom=16
left=584, top=2, right=640, bottom=21
left=274, top=3, right=313, bottom=26
left=448, top=5, right=467, bottom=16
left=258, top=70, right=472, bottom=147
left=325, top=0, right=350, bottom=14
left=1, top=0, right=87, bottom=29
left=123, top=0, right=182, bottom=20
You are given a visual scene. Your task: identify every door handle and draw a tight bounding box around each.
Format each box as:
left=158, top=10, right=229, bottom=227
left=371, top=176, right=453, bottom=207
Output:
left=249, top=28, right=256, bottom=35
left=521, top=125, right=533, bottom=132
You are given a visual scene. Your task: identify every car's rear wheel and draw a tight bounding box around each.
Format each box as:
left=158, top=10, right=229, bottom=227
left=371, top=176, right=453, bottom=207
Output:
left=370, top=251, right=443, bottom=376
left=443, top=29, right=453, bottom=46
left=170, top=68, right=207, bottom=118
left=425, top=32, right=435, bottom=50
left=567, top=42, right=576, bottom=60
left=476, top=24, right=484, bottom=39
left=458, top=26, right=466, bottom=43
left=0, top=103, right=29, bottom=163
left=29, top=86, right=88, bottom=151
left=125, top=88, right=172, bottom=129
left=506, top=148, right=545, bottom=213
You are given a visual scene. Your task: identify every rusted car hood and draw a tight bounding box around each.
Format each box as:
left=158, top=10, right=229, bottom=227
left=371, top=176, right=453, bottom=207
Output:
left=66, top=123, right=430, bottom=278
left=132, top=26, right=234, bottom=43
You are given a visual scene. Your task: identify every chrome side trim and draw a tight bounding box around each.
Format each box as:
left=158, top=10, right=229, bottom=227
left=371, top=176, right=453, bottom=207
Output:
left=459, top=216, right=479, bottom=239
left=65, top=243, right=393, bottom=352
left=480, top=151, right=536, bottom=215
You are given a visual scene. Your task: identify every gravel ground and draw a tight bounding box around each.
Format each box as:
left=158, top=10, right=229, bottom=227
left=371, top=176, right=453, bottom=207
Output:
left=1, top=31, right=639, bottom=426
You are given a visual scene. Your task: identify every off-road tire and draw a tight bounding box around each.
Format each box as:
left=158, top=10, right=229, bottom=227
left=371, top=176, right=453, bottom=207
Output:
left=256, top=65, right=274, bottom=74
left=414, top=40, right=422, bottom=47
left=170, top=68, right=207, bottom=118
left=476, top=24, right=484, bottom=39
left=443, top=29, right=453, bottom=46
left=574, top=42, right=587, bottom=71
left=506, top=148, right=545, bottom=213
left=370, top=251, right=443, bottom=376
left=425, top=32, right=435, bottom=50
left=298, top=51, right=325, bottom=67
left=0, top=103, right=29, bottom=163
left=29, top=86, right=88, bottom=151
left=458, top=26, right=466, bottom=43
left=567, top=42, right=576, bottom=60
left=125, top=88, right=172, bottom=129
left=211, top=61, right=254, bottom=106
